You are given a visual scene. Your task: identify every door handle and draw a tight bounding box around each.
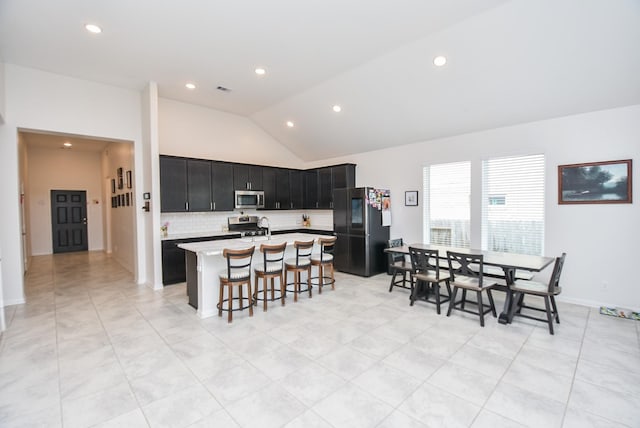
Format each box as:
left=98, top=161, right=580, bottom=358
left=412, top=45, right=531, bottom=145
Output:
left=83, top=218, right=87, bottom=225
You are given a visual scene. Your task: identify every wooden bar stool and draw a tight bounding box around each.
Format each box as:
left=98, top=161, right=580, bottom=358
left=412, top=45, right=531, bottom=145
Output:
left=217, top=246, right=255, bottom=323
left=253, top=242, right=287, bottom=312
left=310, top=236, right=336, bottom=294
left=285, top=240, right=314, bottom=302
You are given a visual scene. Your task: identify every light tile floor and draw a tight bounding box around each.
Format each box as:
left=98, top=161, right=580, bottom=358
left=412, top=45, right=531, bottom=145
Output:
left=1, top=251, right=639, bottom=427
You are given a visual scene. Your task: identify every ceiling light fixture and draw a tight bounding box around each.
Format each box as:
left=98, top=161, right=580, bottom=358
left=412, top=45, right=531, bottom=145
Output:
left=185, top=83, right=196, bottom=90
left=85, top=24, right=102, bottom=34
left=286, top=121, right=295, bottom=128
left=255, top=67, right=266, bottom=76
left=433, top=55, right=447, bottom=67
left=63, top=142, right=72, bottom=148
left=332, top=105, right=342, bottom=113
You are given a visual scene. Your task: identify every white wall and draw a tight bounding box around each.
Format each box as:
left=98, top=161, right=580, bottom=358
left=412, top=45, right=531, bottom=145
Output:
left=311, top=105, right=640, bottom=308
left=159, top=98, right=305, bottom=166
left=102, top=142, right=135, bottom=273
left=0, top=62, right=5, bottom=124
left=0, top=64, right=144, bottom=305
left=27, top=146, right=105, bottom=255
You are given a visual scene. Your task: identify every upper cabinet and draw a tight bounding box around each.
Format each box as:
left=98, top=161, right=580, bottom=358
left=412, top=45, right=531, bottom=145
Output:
left=160, top=155, right=354, bottom=212
left=160, top=155, right=234, bottom=212
left=233, top=164, right=263, bottom=191
left=306, top=164, right=356, bottom=209
left=160, top=156, right=188, bottom=212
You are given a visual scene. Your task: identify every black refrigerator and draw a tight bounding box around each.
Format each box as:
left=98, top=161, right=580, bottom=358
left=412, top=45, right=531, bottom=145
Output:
left=333, top=187, right=390, bottom=276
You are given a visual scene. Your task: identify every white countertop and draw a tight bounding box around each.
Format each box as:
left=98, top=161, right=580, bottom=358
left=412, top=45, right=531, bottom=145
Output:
left=162, top=225, right=333, bottom=241
left=178, top=232, right=326, bottom=256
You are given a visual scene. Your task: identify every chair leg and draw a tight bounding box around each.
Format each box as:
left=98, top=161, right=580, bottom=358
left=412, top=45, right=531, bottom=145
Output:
left=239, top=286, right=243, bottom=311
left=487, top=289, right=496, bottom=317
left=228, top=285, right=233, bottom=323
left=550, top=295, right=560, bottom=324
left=271, top=277, right=275, bottom=302
left=410, top=279, right=419, bottom=306
left=434, top=282, right=441, bottom=314
left=477, top=291, right=485, bottom=327
left=543, top=296, right=554, bottom=335
left=389, top=269, right=398, bottom=292
left=330, top=263, right=335, bottom=290
left=280, top=273, right=286, bottom=306
left=218, top=283, right=224, bottom=317
left=461, top=289, right=467, bottom=310
left=294, top=271, right=299, bottom=302
left=447, top=287, right=458, bottom=317
left=247, top=283, right=254, bottom=317
left=307, top=267, right=312, bottom=298
left=509, top=291, right=522, bottom=321
left=318, top=264, right=324, bottom=294
left=262, top=277, right=268, bottom=312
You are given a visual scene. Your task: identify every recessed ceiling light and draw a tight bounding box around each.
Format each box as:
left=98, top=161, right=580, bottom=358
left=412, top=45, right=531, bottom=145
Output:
left=255, top=67, right=266, bottom=76
left=433, top=55, right=447, bottom=67
left=286, top=121, right=295, bottom=128
left=185, top=83, right=196, bottom=90
left=332, top=105, right=342, bottom=113
left=85, top=24, right=102, bottom=34
left=63, top=142, right=72, bottom=148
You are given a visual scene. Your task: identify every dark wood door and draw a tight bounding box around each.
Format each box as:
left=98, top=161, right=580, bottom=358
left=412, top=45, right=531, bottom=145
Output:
left=262, top=167, right=278, bottom=209
left=289, top=170, right=303, bottom=209
left=303, top=170, right=319, bottom=209
left=211, top=161, right=234, bottom=211
left=160, top=156, right=188, bottom=212
left=318, top=167, right=333, bottom=208
left=51, top=190, right=88, bottom=253
left=187, top=159, right=212, bottom=211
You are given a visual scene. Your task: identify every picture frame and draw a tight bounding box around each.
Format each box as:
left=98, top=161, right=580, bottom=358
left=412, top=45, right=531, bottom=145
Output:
left=126, top=170, right=132, bottom=189
left=405, top=190, right=418, bottom=206
left=117, top=167, right=124, bottom=189
left=558, top=159, right=632, bottom=204
left=125, top=193, right=130, bottom=206
left=111, top=196, right=117, bottom=208
left=111, top=179, right=116, bottom=194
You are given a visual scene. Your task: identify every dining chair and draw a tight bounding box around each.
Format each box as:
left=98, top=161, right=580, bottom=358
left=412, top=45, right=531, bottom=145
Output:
left=509, top=253, right=566, bottom=335
left=218, top=246, right=255, bottom=323
left=387, top=238, right=413, bottom=292
left=408, top=247, right=451, bottom=314
left=446, top=251, right=497, bottom=327
left=253, top=242, right=287, bottom=312
left=311, top=236, right=337, bottom=294
left=285, top=240, right=314, bottom=302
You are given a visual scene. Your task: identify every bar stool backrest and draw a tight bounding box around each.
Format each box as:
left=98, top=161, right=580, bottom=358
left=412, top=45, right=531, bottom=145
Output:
left=259, top=242, right=287, bottom=273
left=292, top=240, right=314, bottom=267
left=316, top=236, right=336, bottom=262
left=222, top=246, right=255, bottom=280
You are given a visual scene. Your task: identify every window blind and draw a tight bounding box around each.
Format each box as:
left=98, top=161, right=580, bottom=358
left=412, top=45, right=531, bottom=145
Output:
left=424, top=161, right=471, bottom=247
left=481, top=154, right=545, bottom=256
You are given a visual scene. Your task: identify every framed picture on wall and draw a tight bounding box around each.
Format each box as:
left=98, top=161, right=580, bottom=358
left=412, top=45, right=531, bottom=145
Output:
left=117, top=167, right=124, bottom=189
left=126, top=170, right=132, bottom=189
left=111, top=196, right=117, bottom=208
left=405, top=190, right=418, bottom=206
left=125, top=193, right=130, bottom=206
left=111, top=179, right=116, bottom=194
left=558, top=159, right=632, bottom=204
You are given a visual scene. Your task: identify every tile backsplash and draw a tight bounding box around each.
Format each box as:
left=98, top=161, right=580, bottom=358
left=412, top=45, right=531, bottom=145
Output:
left=161, top=210, right=333, bottom=235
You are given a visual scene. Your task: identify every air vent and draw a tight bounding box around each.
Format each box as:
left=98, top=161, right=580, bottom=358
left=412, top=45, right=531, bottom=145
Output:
left=216, top=86, right=231, bottom=92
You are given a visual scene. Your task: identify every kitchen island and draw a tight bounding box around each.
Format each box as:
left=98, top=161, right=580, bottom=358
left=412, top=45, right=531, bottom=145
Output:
left=179, top=233, right=328, bottom=319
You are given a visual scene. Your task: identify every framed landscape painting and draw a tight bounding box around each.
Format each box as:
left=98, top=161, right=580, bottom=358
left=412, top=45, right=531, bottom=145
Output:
left=558, top=159, right=632, bottom=204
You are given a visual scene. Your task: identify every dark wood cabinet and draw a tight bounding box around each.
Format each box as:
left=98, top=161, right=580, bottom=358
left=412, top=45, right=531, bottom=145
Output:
left=233, top=164, right=263, bottom=191
left=289, top=170, right=304, bottom=209
left=211, top=161, right=234, bottom=211
left=160, top=156, right=188, bottom=212
left=303, top=170, right=319, bottom=209
left=162, top=239, right=188, bottom=285
left=187, top=159, right=212, bottom=212
left=161, top=155, right=354, bottom=212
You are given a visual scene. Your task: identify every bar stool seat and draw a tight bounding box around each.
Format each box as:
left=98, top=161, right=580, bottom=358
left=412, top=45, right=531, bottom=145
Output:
left=253, top=242, right=287, bottom=312
left=218, top=246, right=255, bottom=323
left=285, top=240, right=314, bottom=302
left=310, top=236, right=336, bottom=294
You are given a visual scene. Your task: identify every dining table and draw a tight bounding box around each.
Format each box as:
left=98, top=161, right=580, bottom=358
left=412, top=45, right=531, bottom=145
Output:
left=384, top=243, right=555, bottom=324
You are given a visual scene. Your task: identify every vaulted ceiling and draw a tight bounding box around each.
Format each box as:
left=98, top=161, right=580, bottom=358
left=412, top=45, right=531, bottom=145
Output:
left=1, top=0, right=639, bottom=161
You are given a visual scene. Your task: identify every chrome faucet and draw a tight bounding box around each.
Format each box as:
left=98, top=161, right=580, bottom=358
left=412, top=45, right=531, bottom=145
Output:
left=259, top=216, right=271, bottom=239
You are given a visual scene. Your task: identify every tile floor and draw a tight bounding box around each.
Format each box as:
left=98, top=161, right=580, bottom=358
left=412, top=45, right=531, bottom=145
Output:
left=1, top=251, right=639, bottom=427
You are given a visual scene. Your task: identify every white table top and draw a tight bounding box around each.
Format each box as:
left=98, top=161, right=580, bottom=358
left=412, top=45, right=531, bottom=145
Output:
left=178, top=232, right=328, bottom=256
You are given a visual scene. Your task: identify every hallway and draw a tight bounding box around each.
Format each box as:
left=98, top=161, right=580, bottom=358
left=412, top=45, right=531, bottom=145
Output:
left=0, top=252, right=639, bottom=427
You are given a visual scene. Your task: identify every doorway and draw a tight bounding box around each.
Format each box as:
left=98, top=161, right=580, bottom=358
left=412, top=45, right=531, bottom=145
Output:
left=50, top=190, right=88, bottom=253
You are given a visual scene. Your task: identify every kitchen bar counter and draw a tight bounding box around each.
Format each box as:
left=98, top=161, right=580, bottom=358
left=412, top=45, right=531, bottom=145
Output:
left=161, top=225, right=333, bottom=241
left=179, top=232, right=328, bottom=318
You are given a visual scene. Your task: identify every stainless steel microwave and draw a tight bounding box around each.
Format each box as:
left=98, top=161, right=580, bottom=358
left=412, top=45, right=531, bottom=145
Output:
left=234, top=190, right=265, bottom=209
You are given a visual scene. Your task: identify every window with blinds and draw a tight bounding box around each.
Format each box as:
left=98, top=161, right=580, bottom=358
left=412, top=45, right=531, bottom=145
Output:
left=481, top=154, right=545, bottom=256
left=423, top=161, right=471, bottom=247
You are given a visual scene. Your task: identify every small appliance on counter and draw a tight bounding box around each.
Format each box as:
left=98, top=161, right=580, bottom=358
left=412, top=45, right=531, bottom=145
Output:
left=333, top=187, right=391, bottom=276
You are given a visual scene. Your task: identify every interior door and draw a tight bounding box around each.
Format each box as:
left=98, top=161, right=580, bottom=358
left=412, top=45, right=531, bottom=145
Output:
left=51, top=190, right=88, bottom=253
